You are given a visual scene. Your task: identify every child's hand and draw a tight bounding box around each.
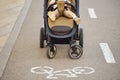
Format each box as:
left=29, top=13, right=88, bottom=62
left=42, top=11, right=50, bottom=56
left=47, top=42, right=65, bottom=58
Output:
left=49, top=0, right=56, bottom=5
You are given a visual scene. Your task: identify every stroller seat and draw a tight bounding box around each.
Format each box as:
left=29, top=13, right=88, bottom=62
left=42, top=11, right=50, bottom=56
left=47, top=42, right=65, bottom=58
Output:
left=48, top=17, right=74, bottom=35
left=48, top=0, right=75, bottom=35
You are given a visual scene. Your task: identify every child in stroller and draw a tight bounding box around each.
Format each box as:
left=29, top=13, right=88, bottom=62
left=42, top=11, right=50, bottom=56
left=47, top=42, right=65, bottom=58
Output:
left=40, top=0, right=83, bottom=59
left=48, top=0, right=80, bottom=25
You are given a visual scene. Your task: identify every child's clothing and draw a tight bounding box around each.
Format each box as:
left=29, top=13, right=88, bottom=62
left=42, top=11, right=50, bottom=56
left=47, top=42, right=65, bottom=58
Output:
left=48, top=0, right=80, bottom=25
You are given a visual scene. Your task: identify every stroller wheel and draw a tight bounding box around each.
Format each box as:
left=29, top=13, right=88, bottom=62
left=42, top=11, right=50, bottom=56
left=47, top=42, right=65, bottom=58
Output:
left=47, top=45, right=57, bottom=59
left=79, top=28, right=83, bottom=48
left=68, top=45, right=83, bottom=59
left=40, top=28, right=45, bottom=48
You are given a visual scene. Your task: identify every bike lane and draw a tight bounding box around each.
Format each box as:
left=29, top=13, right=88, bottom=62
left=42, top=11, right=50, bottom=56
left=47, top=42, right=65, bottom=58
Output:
left=1, top=0, right=120, bottom=80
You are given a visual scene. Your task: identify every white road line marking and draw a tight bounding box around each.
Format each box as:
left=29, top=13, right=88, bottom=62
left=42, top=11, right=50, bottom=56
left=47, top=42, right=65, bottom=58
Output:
left=88, top=8, right=97, bottom=18
left=99, top=43, right=116, bottom=63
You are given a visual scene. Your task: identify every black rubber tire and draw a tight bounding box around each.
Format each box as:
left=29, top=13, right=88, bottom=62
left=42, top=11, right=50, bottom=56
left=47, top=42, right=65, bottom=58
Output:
left=79, top=28, right=83, bottom=48
left=40, top=28, right=44, bottom=48
left=47, top=45, right=57, bottom=59
left=68, top=45, right=83, bottom=59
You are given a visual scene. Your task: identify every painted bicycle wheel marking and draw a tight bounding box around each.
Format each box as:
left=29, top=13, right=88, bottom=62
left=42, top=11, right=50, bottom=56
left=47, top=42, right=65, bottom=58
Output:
left=31, top=66, right=95, bottom=79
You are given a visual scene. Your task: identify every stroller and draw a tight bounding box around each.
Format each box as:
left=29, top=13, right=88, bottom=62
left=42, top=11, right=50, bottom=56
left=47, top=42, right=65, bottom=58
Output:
left=40, top=0, right=83, bottom=59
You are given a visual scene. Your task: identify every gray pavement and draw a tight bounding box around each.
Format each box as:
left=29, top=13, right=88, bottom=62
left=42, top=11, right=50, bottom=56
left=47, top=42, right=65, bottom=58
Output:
left=0, top=0, right=32, bottom=79
left=0, top=0, right=25, bottom=52
left=0, top=0, right=120, bottom=80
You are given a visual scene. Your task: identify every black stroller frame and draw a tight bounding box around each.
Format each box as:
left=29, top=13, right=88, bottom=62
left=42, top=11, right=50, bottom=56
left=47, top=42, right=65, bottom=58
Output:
left=40, top=0, right=83, bottom=59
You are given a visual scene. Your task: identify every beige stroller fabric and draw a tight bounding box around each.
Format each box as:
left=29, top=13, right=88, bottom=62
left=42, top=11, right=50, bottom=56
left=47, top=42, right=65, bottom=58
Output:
left=48, top=0, right=76, bottom=33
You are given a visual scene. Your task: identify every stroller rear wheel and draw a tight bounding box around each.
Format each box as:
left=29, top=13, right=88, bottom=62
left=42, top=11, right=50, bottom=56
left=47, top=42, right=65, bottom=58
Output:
left=79, top=28, right=83, bottom=48
left=47, top=45, right=57, bottom=59
left=40, top=28, right=45, bottom=48
left=68, top=45, right=83, bottom=59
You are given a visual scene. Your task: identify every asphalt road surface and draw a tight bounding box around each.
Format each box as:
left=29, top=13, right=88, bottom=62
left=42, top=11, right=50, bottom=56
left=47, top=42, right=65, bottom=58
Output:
left=1, top=0, right=120, bottom=80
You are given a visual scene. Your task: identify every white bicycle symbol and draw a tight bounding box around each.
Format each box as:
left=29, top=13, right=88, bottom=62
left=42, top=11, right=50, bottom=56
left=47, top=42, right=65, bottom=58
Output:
left=31, top=66, right=95, bottom=79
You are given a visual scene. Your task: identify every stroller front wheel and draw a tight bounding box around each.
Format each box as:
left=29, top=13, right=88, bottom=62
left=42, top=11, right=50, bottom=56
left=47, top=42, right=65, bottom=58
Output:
left=47, top=45, right=57, bottom=59
left=68, top=45, right=83, bottom=59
